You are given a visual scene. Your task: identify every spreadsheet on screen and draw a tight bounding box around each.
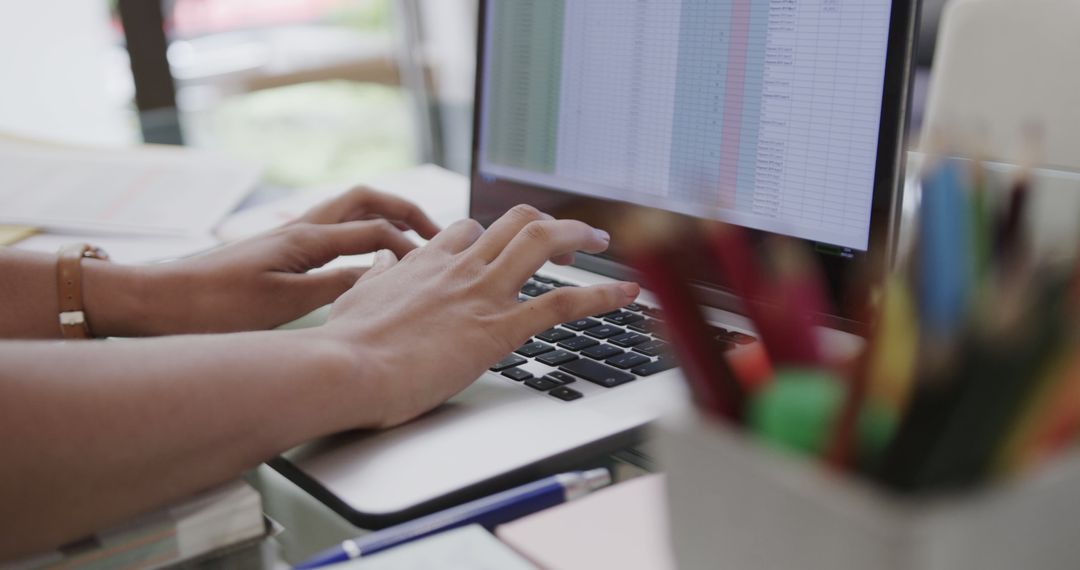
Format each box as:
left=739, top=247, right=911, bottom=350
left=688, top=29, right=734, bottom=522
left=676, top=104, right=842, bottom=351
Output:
left=478, top=0, right=893, bottom=252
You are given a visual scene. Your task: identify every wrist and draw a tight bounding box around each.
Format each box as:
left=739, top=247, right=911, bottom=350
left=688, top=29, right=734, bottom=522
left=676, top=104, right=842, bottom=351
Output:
left=295, top=329, right=388, bottom=432
left=82, top=261, right=154, bottom=337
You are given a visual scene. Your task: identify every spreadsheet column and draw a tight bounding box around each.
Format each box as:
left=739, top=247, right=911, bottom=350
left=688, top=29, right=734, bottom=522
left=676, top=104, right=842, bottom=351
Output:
left=780, top=0, right=818, bottom=228
left=803, top=0, right=835, bottom=228
left=556, top=0, right=682, bottom=197
left=819, top=0, right=848, bottom=230
left=717, top=0, right=751, bottom=210
left=847, top=3, right=892, bottom=232
left=736, top=0, right=770, bottom=216
left=766, top=0, right=802, bottom=224
left=484, top=1, right=566, bottom=173
left=668, top=0, right=732, bottom=207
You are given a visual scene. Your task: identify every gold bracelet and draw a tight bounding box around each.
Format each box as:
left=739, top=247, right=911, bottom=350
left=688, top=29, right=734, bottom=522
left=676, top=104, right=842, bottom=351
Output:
left=56, top=244, right=110, bottom=339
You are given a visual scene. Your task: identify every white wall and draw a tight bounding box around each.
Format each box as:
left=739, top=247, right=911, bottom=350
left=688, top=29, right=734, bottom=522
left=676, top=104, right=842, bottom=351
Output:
left=0, top=1, right=136, bottom=146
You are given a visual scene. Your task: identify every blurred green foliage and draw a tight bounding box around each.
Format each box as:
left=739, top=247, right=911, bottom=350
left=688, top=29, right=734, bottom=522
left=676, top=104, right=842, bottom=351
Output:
left=198, top=80, right=416, bottom=187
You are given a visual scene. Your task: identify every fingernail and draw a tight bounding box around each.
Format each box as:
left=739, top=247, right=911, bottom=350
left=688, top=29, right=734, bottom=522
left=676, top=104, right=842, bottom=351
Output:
left=375, top=249, right=394, bottom=265
left=595, top=229, right=611, bottom=242
left=619, top=282, right=640, bottom=298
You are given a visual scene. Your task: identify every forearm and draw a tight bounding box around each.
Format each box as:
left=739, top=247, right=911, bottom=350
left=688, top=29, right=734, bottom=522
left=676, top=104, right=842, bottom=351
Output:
left=0, top=329, right=368, bottom=559
left=0, top=250, right=148, bottom=339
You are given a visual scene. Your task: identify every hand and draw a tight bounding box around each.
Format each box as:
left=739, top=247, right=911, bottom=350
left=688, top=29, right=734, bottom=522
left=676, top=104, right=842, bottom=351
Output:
left=99, top=188, right=441, bottom=336
left=320, top=205, right=641, bottom=428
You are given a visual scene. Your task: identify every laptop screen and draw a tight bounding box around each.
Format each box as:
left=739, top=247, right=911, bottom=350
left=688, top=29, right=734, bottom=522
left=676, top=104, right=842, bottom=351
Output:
left=470, top=0, right=916, bottom=325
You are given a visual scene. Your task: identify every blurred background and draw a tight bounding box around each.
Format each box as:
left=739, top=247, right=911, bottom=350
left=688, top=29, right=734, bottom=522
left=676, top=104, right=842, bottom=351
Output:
left=0, top=0, right=946, bottom=190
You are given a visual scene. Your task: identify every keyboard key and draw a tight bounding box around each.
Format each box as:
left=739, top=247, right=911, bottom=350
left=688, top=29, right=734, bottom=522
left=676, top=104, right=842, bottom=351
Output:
left=643, top=306, right=664, bottom=319
left=609, top=332, right=649, bottom=348
left=631, top=357, right=679, bottom=377
left=544, top=371, right=577, bottom=385
left=489, top=355, right=526, bottom=372
left=581, top=344, right=623, bottom=360
left=628, top=318, right=661, bottom=334
left=531, top=275, right=555, bottom=284
left=515, top=342, right=555, bottom=358
left=585, top=325, right=625, bottom=339
left=606, top=352, right=651, bottom=370
left=536, top=350, right=580, bottom=366
left=563, top=318, right=601, bottom=331
left=604, top=311, right=645, bottom=326
left=525, top=377, right=560, bottom=391
left=536, top=328, right=575, bottom=343
left=560, top=359, right=636, bottom=388
left=502, top=368, right=534, bottom=382
left=550, top=387, right=584, bottom=401
left=624, top=303, right=648, bottom=312
left=558, top=336, right=600, bottom=351
left=521, top=283, right=552, bottom=297
left=633, top=340, right=670, bottom=357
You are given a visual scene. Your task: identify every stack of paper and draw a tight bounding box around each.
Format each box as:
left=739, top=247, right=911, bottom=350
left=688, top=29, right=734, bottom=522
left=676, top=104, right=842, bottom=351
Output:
left=9, top=481, right=266, bottom=570
left=0, top=135, right=258, bottom=237
left=0, top=134, right=259, bottom=263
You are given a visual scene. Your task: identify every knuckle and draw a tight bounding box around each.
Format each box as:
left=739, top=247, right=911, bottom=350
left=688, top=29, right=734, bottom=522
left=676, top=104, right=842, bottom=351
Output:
left=522, top=220, right=552, bottom=243
left=547, top=290, right=579, bottom=322
left=370, top=218, right=396, bottom=233
left=509, top=204, right=543, bottom=223
left=348, top=186, right=375, bottom=201
left=451, top=218, right=483, bottom=234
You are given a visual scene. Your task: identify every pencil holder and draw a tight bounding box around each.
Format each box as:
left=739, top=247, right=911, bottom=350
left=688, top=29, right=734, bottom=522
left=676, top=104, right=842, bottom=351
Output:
left=654, top=413, right=1080, bottom=570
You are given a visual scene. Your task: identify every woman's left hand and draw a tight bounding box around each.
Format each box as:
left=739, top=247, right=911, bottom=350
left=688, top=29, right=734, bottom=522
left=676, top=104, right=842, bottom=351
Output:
left=112, top=187, right=440, bottom=336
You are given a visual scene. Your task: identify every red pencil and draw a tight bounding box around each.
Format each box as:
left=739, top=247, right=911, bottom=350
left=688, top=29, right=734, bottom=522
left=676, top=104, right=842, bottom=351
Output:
left=708, top=226, right=824, bottom=365
left=627, top=219, right=745, bottom=422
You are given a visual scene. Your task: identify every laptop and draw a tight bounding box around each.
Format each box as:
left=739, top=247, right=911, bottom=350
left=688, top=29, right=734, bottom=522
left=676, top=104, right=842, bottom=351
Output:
left=273, top=0, right=919, bottom=529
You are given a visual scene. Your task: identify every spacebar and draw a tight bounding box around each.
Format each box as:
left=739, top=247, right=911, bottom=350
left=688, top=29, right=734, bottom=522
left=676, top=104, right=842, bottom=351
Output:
left=560, top=359, right=636, bottom=388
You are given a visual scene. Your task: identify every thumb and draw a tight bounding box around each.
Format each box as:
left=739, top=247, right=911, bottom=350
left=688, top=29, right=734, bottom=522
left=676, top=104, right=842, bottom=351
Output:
left=361, top=249, right=399, bottom=281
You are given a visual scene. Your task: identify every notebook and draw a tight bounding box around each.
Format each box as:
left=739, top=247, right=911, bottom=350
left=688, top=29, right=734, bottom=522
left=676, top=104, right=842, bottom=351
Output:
left=496, top=474, right=675, bottom=570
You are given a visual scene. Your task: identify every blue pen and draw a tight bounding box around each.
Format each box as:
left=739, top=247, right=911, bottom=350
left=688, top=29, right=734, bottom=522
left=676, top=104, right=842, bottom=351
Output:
left=293, top=468, right=612, bottom=569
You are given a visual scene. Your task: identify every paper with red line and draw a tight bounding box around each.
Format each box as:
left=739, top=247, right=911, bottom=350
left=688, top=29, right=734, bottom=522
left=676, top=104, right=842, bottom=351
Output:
left=0, top=135, right=259, bottom=237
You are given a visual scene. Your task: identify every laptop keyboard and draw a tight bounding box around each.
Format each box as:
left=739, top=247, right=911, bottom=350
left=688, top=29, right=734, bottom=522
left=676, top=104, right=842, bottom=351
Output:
left=488, top=275, right=758, bottom=403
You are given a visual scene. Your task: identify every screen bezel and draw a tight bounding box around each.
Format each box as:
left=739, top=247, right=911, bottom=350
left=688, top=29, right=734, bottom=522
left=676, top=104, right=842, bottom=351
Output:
left=469, top=0, right=919, bottom=332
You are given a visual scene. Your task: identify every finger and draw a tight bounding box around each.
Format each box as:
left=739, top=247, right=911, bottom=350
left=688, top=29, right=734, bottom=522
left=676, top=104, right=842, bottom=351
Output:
left=428, top=218, right=485, bottom=254
left=289, top=266, right=368, bottom=312
left=490, top=219, right=611, bottom=287
left=551, top=252, right=575, bottom=266
left=512, top=283, right=640, bottom=335
left=467, top=204, right=551, bottom=263
left=300, top=187, right=442, bottom=239
left=289, top=220, right=417, bottom=268
left=361, top=249, right=400, bottom=281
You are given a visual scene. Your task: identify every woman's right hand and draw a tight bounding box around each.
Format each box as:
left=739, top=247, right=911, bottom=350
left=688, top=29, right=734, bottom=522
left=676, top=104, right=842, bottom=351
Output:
left=321, top=205, right=640, bottom=428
